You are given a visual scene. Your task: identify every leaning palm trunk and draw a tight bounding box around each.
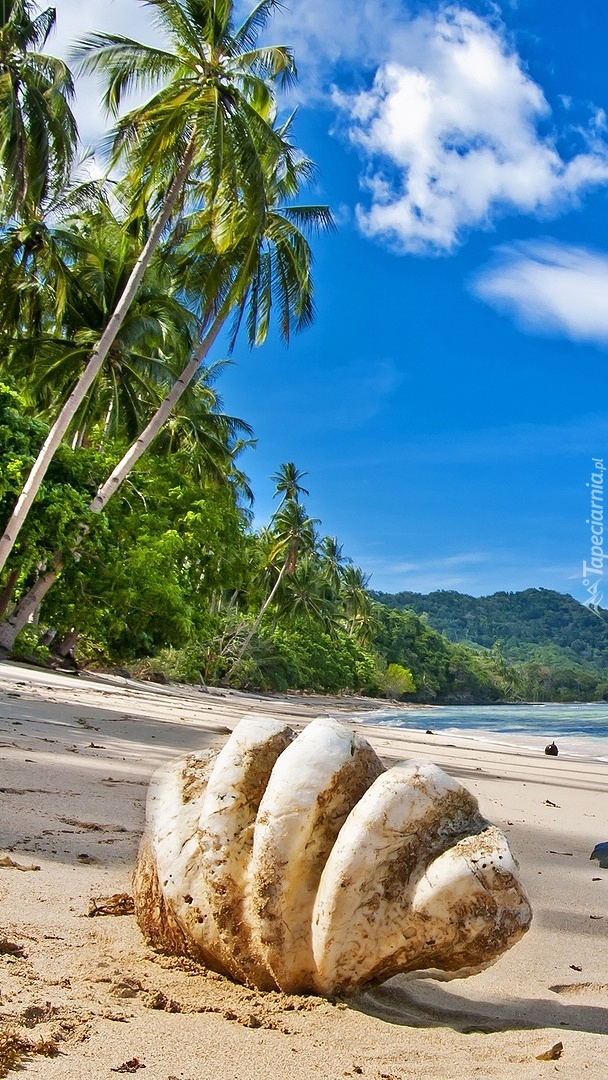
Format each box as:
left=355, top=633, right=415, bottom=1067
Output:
left=89, top=314, right=224, bottom=512
left=0, top=555, right=63, bottom=651
left=0, top=311, right=225, bottom=653
left=0, top=568, right=19, bottom=620
left=0, top=139, right=196, bottom=576
left=224, top=561, right=288, bottom=681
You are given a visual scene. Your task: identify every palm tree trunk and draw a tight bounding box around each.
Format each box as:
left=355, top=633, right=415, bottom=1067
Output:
left=53, top=628, right=80, bottom=657
left=0, top=311, right=226, bottom=651
left=0, top=554, right=63, bottom=652
left=0, top=568, right=20, bottom=620
left=224, top=561, right=287, bottom=681
left=89, top=313, right=225, bottom=512
left=0, top=136, right=197, bottom=576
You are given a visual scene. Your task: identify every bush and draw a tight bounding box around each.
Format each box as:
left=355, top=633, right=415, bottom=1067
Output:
left=376, top=662, right=416, bottom=699
left=11, top=625, right=51, bottom=666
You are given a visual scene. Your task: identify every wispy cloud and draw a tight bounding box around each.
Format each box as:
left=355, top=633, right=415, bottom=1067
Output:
left=262, top=355, right=404, bottom=432
left=361, top=550, right=584, bottom=596
left=385, top=552, right=490, bottom=574
left=472, top=239, right=608, bottom=346
left=361, top=551, right=491, bottom=594
left=322, top=412, right=608, bottom=472
left=333, top=6, right=608, bottom=253
left=53, top=0, right=165, bottom=146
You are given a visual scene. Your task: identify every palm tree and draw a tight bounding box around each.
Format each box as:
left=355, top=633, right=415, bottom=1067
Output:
left=2, top=200, right=198, bottom=446
left=0, top=126, right=331, bottom=651
left=0, top=173, right=109, bottom=353
left=319, top=535, right=347, bottom=595
left=151, top=361, right=254, bottom=490
left=339, top=564, right=377, bottom=646
left=224, top=494, right=319, bottom=678
left=269, top=461, right=309, bottom=512
left=87, top=133, right=331, bottom=512
left=274, top=553, right=334, bottom=629
left=0, top=0, right=77, bottom=218
left=0, top=0, right=297, bottom=574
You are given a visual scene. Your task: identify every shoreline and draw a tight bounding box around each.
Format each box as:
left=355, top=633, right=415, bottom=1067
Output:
left=0, top=659, right=607, bottom=1078
left=7, top=652, right=607, bottom=709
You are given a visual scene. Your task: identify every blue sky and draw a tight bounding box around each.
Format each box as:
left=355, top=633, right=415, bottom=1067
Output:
left=52, top=0, right=608, bottom=602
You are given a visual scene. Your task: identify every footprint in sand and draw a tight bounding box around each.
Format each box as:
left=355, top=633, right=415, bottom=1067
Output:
left=549, top=982, right=608, bottom=995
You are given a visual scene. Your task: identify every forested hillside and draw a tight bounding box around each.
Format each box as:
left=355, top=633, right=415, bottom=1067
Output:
left=370, top=587, right=608, bottom=699
left=370, top=588, right=608, bottom=666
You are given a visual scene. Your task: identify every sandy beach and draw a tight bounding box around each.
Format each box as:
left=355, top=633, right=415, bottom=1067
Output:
left=0, top=659, right=607, bottom=1079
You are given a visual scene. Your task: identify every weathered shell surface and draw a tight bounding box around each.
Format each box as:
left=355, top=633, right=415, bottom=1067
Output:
left=133, top=749, right=229, bottom=973
left=133, top=716, right=532, bottom=996
left=250, top=716, right=384, bottom=991
left=311, top=762, right=529, bottom=994
left=198, top=714, right=295, bottom=988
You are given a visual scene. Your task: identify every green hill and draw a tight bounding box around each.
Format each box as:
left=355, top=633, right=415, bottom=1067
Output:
left=370, top=587, right=608, bottom=673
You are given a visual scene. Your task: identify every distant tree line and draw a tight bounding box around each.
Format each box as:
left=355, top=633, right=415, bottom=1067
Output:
left=371, top=588, right=608, bottom=702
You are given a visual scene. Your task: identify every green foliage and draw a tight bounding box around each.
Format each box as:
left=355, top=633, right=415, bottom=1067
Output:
left=11, top=624, right=51, bottom=665
left=0, top=1, right=77, bottom=218
left=375, top=662, right=416, bottom=700
left=0, top=381, right=101, bottom=577
left=372, top=587, right=608, bottom=668
left=270, top=623, right=375, bottom=694
left=371, top=588, right=608, bottom=702
left=40, top=453, right=252, bottom=659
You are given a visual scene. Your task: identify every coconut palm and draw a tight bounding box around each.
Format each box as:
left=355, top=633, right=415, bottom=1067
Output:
left=2, top=201, right=198, bottom=445
left=0, top=127, right=331, bottom=651
left=0, top=0, right=77, bottom=218
left=339, top=564, right=377, bottom=646
left=0, top=174, right=110, bottom=355
left=87, top=133, right=331, bottom=513
left=224, top=494, right=320, bottom=678
left=269, top=461, right=309, bottom=512
left=319, top=535, right=347, bottom=595
left=274, top=553, right=334, bottom=629
left=148, top=362, right=255, bottom=494
left=0, top=0, right=297, bottom=574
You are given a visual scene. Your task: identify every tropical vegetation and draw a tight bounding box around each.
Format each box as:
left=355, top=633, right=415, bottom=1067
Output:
left=372, top=588, right=608, bottom=702
left=0, top=1, right=600, bottom=704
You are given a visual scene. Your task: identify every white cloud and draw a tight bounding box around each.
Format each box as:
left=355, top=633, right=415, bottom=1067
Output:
left=473, top=240, right=608, bottom=345
left=51, top=0, right=164, bottom=148
left=334, top=6, right=608, bottom=253
left=240, top=0, right=404, bottom=90
left=48, top=2, right=608, bottom=254
left=383, top=552, right=489, bottom=574
left=361, top=551, right=491, bottom=593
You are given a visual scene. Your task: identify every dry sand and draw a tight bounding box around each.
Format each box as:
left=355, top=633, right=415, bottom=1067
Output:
left=0, top=659, right=606, bottom=1079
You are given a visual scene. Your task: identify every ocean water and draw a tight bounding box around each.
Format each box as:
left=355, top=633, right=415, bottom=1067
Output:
left=359, top=703, right=608, bottom=763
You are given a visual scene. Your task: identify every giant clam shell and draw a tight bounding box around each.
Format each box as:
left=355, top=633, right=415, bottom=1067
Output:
left=134, top=715, right=531, bottom=996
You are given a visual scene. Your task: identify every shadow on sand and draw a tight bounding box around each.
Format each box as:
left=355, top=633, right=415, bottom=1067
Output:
left=350, top=972, right=608, bottom=1035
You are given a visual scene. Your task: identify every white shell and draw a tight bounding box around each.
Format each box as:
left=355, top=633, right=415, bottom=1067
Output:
left=250, top=716, right=384, bottom=991
left=311, top=762, right=530, bottom=994
left=133, top=718, right=532, bottom=996
left=133, top=749, right=229, bottom=972
left=198, top=714, right=295, bottom=988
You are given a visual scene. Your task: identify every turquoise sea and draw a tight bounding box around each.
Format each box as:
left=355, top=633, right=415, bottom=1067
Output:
left=360, top=703, right=608, bottom=762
